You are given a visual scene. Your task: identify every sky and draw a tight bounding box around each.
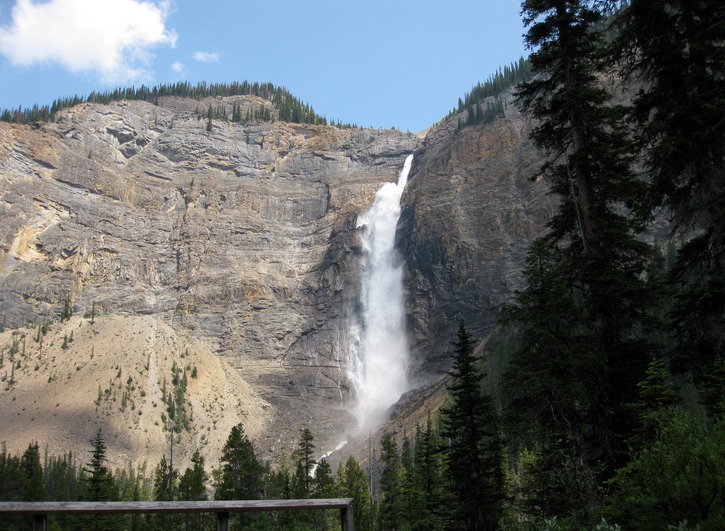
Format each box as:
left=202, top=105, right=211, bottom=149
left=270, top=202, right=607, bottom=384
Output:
left=0, top=0, right=528, bottom=133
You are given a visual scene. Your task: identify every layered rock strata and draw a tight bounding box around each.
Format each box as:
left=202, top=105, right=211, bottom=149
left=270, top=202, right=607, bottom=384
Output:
left=0, top=96, right=419, bottom=458
left=0, top=90, right=557, bottom=465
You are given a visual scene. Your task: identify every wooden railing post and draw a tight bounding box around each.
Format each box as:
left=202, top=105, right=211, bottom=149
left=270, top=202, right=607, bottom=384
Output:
left=33, top=513, right=46, bottom=531
left=341, top=504, right=355, bottom=531
left=217, top=510, right=229, bottom=531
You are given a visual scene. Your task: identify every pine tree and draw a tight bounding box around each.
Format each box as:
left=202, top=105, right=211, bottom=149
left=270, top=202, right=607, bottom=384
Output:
left=377, top=432, right=402, bottom=531
left=312, top=459, right=338, bottom=531
left=628, top=356, right=679, bottom=449
left=214, top=423, right=267, bottom=529
left=83, top=428, right=116, bottom=501
left=413, top=415, right=445, bottom=530
left=606, top=407, right=725, bottom=529
left=82, top=428, right=120, bottom=530
left=287, top=428, right=318, bottom=528
left=502, top=239, right=598, bottom=520
left=514, top=2, right=655, bottom=501
left=178, top=449, right=209, bottom=531
left=440, top=321, right=504, bottom=530
left=337, top=457, right=372, bottom=531
left=0, top=446, right=28, bottom=529
left=152, top=455, right=176, bottom=501
left=612, top=1, right=725, bottom=420
left=292, top=427, right=316, bottom=498
left=399, top=431, right=428, bottom=531
left=178, top=449, right=207, bottom=500
left=313, top=459, right=335, bottom=498
left=21, top=443, right=44, bottom=501
left=214, top=422, right=265, bottom=500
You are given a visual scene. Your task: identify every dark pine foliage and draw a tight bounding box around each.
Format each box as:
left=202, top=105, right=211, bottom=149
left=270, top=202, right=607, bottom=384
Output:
left=440, top=321, right=504, bottom=530
left=502, top=0, right=660, bottom=524
left=0, top=80, right=335, bottom=127
left=612, top=0, right=725, bottom=419
left=214, top=422, right=266, bottom=501
left=448, top=56, right=533, bottom=128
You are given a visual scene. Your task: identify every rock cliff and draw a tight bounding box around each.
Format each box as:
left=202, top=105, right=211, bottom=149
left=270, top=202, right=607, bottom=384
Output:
left=0, top=90, right=554, bottom=467
left=399, top=96, right=556, bottom=381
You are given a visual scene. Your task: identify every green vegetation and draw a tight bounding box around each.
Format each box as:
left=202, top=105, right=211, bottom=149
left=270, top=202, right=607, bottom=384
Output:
left=488, top=1, right=725, bottom=528
left=59, top=297, right=73, bottom=322
left=0, top=416, right=485, bottom=530
left=0, top=2, right=722, bottom=529
left=447, top=56, right=532, bottom=128
left=162, top=361, right=191, bottom=433
left=440, top=321, right=504, bottom=529
left=0, top=80, right=352, bottom=128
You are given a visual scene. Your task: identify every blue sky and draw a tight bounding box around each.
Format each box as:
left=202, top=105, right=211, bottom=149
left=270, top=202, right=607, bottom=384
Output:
left=0, top=0, right=527, bottom=132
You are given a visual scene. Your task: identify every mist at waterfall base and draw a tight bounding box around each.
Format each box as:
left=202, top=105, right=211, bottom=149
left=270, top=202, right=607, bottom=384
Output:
left=310, top=155, right=412, bottom=473
left=350, top=154, right=414, bottom=432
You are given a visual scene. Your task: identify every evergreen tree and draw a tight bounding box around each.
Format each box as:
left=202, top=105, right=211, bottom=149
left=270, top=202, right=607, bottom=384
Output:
left=152, top=454, right=176, bottom=501
left=413, top=415, right=445, bottom=530
left=288, top=428, right=318, bottom=528
left=313, top=459, right=335, bottom=498
left=337, top=456, right=372, bottom=531
left=21, top=442, right=44, bottom=501
left=628, top=356, right=679, bottom=448
left=613, top=0, right=725, bottom=420
left=377, top=432, right=402, bottom=531
left=178, top=449, right=210, bottom=530
left=514, top=2, right=655, bottom=507
left=502, top=239, right=599, bottom=520
left=0, top=445, right=27, bottom=529
left=399, top=431, right=430, bottom=531
left=151, top=455, right=178, bottom=530
left=82, top=428, right=120, bottom=530
left=292, top=427, right=316, bottom=498
left=43, top=451, right=81, bottom=502
left=312, top=459, right=338, bottom=531
left=83, top=428, right=117, bottom=501
left=43, top=452, right=83, bottom=530
left=214, top=422, right=265, bottom=500
left=606, top=408, right=725, bottom=529
left=178, top=449, right=208, bottom=500
left=440, top=321, right=504, bottom=530
left=60, top=296, right=73, bottom=321
left=266, top=452, right=293, bottom=500
left=214, top=423, right=267, bottom=530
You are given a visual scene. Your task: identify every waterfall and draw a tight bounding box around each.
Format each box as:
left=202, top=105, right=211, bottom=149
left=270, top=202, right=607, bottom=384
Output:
left=352, top=154, right=413, bottom=430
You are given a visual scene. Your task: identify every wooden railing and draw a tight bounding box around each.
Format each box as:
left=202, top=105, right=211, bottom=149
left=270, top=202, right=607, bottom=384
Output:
left=0, top=498, right=355, bottom=531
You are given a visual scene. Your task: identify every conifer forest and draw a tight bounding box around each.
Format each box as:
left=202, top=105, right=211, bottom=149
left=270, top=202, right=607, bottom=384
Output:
left=1, top=1, right=724, bottom=529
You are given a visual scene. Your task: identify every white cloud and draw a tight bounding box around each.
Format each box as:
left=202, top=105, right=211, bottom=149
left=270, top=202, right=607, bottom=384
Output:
left=171, top=61, right=184, bottom=73
left=193, top=51, right=219, bottom=63
left=0, top=0, right=177, bottom=84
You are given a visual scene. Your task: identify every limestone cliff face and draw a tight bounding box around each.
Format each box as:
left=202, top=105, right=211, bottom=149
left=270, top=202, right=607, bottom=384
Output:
left=0, top=96, right=419, bottom=456
left=399, top=96, right=556, bottom=379
left=0, top=90, right=556, bottom=464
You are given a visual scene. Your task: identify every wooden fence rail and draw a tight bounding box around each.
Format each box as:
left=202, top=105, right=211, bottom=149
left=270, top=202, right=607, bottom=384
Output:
left=0, top=498, right=355, bottom=531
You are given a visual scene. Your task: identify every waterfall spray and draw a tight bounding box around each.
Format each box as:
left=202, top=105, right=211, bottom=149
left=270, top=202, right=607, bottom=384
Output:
left=352, top=154, right=413, bottom=429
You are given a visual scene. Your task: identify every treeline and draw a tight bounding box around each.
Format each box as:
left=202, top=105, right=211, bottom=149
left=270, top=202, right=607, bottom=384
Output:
left=0, top=411, right=463, bottom=531
left=461, top=1, right=724, bottom=530
left=0, top=80, right=342, bottom=127
left=448, top=56, right=533, bottom=129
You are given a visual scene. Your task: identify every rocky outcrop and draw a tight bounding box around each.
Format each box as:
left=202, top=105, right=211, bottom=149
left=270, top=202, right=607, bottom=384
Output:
left=399, top=95, right=556, bottom=379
